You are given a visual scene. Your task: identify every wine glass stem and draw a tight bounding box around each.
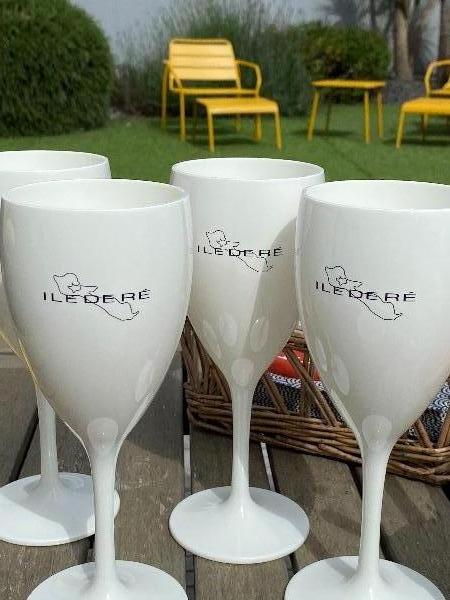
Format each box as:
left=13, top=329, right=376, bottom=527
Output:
left=357, top=446, right=390, bottom=581
left=35, top=386, right=59, bottom=488
left=229, top=385, right=254, bottom=508
left=90, top=449, right=119, bottom=587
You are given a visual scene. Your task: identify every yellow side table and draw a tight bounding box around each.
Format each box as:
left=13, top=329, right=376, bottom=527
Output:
left=308, top=79, right=386, bottom=144
left=396, top=97, right=450, bottom=148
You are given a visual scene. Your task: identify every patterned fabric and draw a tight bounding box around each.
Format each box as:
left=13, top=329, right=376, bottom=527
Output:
left=254, top=374, right=450, bottom=443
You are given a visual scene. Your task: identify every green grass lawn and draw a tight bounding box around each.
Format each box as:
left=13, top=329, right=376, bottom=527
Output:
left=1, top=104, right=449, bottom=184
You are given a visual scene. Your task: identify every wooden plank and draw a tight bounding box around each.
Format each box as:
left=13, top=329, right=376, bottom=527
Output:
left=0, top=366, right=36, bottom=486
left=114, top=353, right=186, bottom=587
left=269, top=449, right=362, bottom=569
left=191, top=429, right=289, bottom=600
left=0, top=412, right=91, bottom=599
left=379, top=473, right=450, bottom=598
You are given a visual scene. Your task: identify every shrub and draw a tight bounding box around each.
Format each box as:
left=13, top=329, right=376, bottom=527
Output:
left=0, top=0, right=113, bottom=136
left=113, top=0, right=311, bottom=117
left=298, top=22, right=390, bottom=82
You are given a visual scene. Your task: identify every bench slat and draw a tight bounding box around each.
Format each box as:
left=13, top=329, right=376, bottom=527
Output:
left=191, top=429, right=289, bottom=600
left=0, top=414, right=90, bottom=599
left=379, top=472, right=449, bottom=597
left=269, top=449, right=362, bottom=570
left=170, top=56, right=237, bottom=69
left=114, top=354, right=186, bottom=586
left=0, top=366, right=36, bottom=486
left=171, top=67, right=238, bottom=82
left=170, top=43, right=235, bottom=57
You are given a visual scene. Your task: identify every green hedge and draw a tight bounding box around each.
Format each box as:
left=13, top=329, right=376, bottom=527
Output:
left=0, top=0, right=113, bottom=136
left=298, top=22, right=390, bottom=82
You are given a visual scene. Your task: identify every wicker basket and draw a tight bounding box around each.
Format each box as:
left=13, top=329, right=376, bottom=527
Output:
left=181, top=319, right=450, bottom=485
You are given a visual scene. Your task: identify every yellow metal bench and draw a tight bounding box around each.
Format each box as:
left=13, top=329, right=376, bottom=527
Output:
left=161, top=38, right=261, bottom=141
left=396, top=97, right=450, bottom=148
left=194, top=97, right=282, bottom=151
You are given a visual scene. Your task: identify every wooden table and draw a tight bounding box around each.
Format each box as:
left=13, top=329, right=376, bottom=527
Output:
left=396, top=96, right=450, bottom=147
left=1, top=353, right=449, bottom=600
left=195, top=97, right=282, bottom=151
left=308, top=79, right=386, bottom=144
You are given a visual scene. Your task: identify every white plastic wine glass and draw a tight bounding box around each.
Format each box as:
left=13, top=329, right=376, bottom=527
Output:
left=170, top=158, right=324, bottom=563
left=287, top=180, right=449, bottom=600
left=1, top=179, right=192, bottom=600
left=0, top=150, right=120, bottom=546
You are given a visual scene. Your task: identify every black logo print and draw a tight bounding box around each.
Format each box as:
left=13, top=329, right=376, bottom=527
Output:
left=197, top=229, right=283, bottom=273
left=43, top=273, right=150, bottom=321
left=315, top=266, right=416, bottom=321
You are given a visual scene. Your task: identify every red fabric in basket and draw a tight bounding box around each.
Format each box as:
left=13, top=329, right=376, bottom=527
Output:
left=269, top=351, right=321, bottom=381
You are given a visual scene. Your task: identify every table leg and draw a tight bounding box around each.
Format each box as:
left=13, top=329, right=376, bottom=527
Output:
left=274, top=110, right=282, bottom=150
left=363, top=90, right=371, bottom=143
left=395, top=109, right=406, bottom=149
left=254, top=114, right=262, bottom=141
left=307, top=90, right=320, bottom=141
left=179, top=93, right=186, bottom=141
left=376, top=90, right=384, bottom=139
left=207, top=110, right=215, bottom=152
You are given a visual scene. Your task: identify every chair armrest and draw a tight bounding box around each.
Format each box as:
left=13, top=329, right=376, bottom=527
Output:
left=236, top=59, right=262, bottom=94
left=424, top=59, right=450, bottom=95
left=166, top=64, right=183, bottom=92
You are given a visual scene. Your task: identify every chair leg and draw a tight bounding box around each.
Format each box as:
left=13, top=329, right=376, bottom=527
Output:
left=161, top=64, right=168, bottom=129
left=254, top=115, right=262, bottom=141
left=363, top=90, right=371, bottom=143
left=421, top=114, right=426, bottom=141
left=179, top=94, right=186, bottom=141
left=274, top=110, right=282, bottom=150
left=307, top=91, right=320, bottom=141
left=207, top=111, right=215, bottom=152
left=396, top=110, right=406, bottom=148
left=235, top=115, right=242, bottom=131
left=376, top=90, right=384, bottom=139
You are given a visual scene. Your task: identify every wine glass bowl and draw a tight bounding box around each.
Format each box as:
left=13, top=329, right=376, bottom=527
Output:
left=286, top=180, right=450, bottom=600
left=1, top=179, right=192, bottom=600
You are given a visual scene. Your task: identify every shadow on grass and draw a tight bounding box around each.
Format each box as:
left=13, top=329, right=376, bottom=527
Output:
left=290, top=127, right=361, bottom=140
left=395, top=138, right=450, bottom=148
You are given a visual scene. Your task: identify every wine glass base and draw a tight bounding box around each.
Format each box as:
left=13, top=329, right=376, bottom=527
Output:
left=0, top=473, right=120, bottom=546
left=169, top=486, right=309, bottom=563
left=284, top=556, right=445, bottom=600
left=27, top=560, right=188, bottom=600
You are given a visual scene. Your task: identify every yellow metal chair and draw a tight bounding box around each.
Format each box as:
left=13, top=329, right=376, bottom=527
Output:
left=420, top=59, right=450, bottom=133
left=424, top=59, right=450, bottom=98
left=161, top=38, right=262, bottom=140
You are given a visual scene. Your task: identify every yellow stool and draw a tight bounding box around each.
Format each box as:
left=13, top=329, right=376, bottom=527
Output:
left=195, top=97, right=282, bottom=151
left=396, top=97, right=450, bottom=148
